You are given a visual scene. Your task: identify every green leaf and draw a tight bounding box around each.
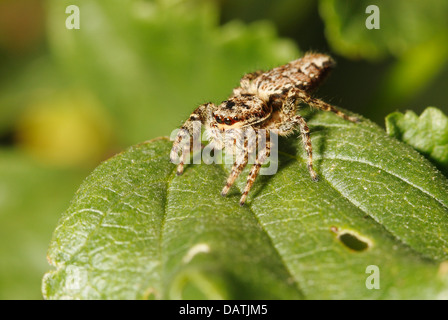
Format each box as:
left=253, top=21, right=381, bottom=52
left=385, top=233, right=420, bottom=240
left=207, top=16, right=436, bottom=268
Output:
left=371, top=34, right=448, bottom=112
left=43, top=110, right=448, bottom=299
left=386, top=107, right=448, bottom=175
left=319, top=0, right=448, bottom=60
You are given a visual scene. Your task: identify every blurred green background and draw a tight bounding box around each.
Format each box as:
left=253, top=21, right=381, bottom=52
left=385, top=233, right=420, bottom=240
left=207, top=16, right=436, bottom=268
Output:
left=0, top=0, right=447, bottom=299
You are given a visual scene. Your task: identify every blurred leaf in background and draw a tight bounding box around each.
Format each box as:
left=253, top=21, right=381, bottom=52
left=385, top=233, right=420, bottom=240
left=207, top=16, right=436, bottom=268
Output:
left=319, top=0, right=448, bottom=120
left=320, top=0, right=448, bottom=60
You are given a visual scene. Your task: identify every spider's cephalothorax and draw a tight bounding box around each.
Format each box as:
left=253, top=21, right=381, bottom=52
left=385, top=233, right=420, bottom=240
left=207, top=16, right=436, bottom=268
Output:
left=171, top=53, right=359, bottom=206
left=213, top=95, right=271, bottom=129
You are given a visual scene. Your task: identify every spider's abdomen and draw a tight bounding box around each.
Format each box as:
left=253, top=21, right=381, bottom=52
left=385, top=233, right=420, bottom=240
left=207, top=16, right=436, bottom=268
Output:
left=249, top=53, right=335, bottom=98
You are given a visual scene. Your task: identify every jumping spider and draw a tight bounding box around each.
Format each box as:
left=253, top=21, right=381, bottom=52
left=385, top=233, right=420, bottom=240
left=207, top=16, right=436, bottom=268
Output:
left=171, top=53, right=359, bottom=206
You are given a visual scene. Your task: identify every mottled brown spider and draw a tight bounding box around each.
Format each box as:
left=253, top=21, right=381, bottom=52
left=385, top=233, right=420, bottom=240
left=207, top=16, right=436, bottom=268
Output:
left=171, top=53, right=359, bottom=206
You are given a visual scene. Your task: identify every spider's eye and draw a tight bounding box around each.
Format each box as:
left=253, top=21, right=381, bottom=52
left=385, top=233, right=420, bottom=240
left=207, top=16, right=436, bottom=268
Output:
left=224, top=118, right=232, bottom=125
left=233, top=116, right=239, bottom=121
left=215, top=116, right=223, bottom=124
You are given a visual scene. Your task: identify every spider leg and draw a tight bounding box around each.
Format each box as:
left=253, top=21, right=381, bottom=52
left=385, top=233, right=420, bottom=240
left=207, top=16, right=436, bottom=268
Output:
left=278, top=114, right=318, bottom=181
left=273, top=87, right=356, bottom=181
left=170, top=103, right=214, bottom=175
left=239, top=130, right=271, bottom=206
left=221, top=144, right=249, bottom=197
left=295, top=90, right=359, bottom=123
left=272, top=89, right=318, bottom=181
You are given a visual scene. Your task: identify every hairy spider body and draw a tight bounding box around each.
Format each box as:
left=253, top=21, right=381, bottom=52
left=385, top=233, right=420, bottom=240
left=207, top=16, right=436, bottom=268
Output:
left=171, top=53, right=358, bottom=206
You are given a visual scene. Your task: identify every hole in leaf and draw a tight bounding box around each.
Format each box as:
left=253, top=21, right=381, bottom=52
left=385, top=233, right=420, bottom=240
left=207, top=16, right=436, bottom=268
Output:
left=338, top=232, right=370, bottom=252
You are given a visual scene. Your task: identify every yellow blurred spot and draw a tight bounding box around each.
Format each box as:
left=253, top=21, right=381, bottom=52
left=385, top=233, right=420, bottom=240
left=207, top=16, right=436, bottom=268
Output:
left=16, top=91, right=115, bottom=168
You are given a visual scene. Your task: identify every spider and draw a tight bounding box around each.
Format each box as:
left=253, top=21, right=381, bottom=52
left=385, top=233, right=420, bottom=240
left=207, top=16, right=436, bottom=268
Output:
left=170, top=53, right=359, bottom=206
